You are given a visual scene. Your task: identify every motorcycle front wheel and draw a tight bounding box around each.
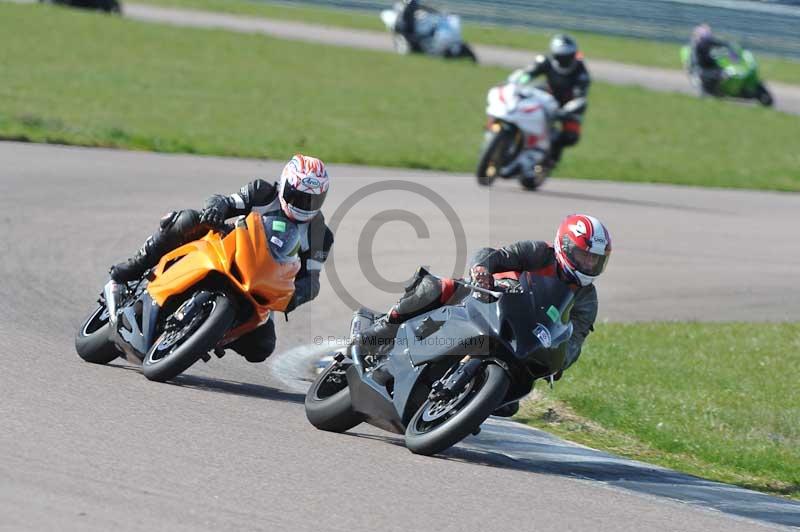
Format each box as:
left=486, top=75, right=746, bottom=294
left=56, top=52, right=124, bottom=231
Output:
left=475, top=127, right=517, bottom=186
left=755, top=83, right=774, bottom=107
left=142, top=291, right=234, bottom=382
left=405, top=363, right=509, bottom=456
left=305, top=358, right=364, bottom=433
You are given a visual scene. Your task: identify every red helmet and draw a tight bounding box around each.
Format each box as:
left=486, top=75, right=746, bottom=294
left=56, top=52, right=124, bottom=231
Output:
left=554, top=214, right=612, bottom=286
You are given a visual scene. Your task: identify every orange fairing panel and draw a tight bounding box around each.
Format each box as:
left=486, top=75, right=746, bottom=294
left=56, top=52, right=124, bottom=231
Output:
left=147, top=213, right=299, bottom=324
left=234, top=213, right=299, bottom=315
left=147, top=232, right=232, bottom=307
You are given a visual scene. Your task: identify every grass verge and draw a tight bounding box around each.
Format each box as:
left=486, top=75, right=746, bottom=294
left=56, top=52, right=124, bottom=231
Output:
left=132, top=0, right=800, bottom=85
left=516, top=322, right=800, bottom=500
left=2, top=4, right=799, bottom=190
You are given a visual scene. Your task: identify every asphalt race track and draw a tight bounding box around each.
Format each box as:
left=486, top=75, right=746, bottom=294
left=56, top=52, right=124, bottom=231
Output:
left=2, top=142, right=799, bottom=531
left=124, top=3, right=800, bottom=116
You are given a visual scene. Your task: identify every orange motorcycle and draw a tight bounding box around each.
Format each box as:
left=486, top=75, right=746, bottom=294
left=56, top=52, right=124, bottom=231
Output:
left=75, top=212, right=300, bottom=382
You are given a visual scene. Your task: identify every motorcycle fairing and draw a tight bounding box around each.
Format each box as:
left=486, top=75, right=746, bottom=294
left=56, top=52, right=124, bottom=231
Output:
left=347, top=346, right=419, bottom=434
left=486, top=84, right=558, bottom=152
left=347, top=273, right=577, bottom=431
left=146, top=212, right=299, bottom=342
left=113, top=290, right=160, bottom=363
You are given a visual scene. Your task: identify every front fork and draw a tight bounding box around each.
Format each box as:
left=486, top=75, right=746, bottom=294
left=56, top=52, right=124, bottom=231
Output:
left=429, top=355, right=483, bottom=401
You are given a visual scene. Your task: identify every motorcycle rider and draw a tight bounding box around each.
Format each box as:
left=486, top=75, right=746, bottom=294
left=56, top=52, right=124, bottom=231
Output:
left=396, top=0, right=422, bottom=47
left=690, top=23, right=732, bottom=94
left=360, top=214, right=611, bottom=416
left=506, top=34, right=590, bottom=176
left=109, top=154, right=334, bottom=363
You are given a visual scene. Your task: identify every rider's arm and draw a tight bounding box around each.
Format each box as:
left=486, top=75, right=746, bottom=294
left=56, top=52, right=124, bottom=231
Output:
left=572, top=61, right=591, bottom=99
left=286, top=214, right=334, bottom=312
left=523, top=55, right=549, bottom=79
left=564, top=285, right=598, bottom=370
left=203, top=179, right=279, bottom=220
left=469, top=240, right=552, bottom=274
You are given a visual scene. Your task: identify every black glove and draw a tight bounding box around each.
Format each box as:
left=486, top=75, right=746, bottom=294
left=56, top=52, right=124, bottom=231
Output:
left=200, top=205, right=227, bottom=227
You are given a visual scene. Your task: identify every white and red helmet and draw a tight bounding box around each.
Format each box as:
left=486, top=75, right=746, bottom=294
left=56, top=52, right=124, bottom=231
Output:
left=554, top=214, right=612, bottom=287
left=278, top=154, right=330, bottom=222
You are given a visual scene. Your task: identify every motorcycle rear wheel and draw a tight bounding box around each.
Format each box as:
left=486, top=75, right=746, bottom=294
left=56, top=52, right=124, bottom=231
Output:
left=305, top=358, right=364, bottom=433
left=142, top=291, right=234, bottom=382
left=452, top=44, right=477, bottom=63
left=405, top=363, right=509, bottom=456
left=520, top=170, right=548, bottom=191
left=75, top=304, right=120, bottom=364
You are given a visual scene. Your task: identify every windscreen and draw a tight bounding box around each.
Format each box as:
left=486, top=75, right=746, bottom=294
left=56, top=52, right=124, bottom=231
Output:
left=262, top=215, right=301, bottom=264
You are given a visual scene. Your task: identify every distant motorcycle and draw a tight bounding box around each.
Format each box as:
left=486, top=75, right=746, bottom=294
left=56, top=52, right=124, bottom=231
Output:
left=476, top=69, right=585, bottom=190
left=380, top=2, right=477, bottom=62
left=75, top=213, right=299, bottom=382
left=680, top=43, right=773, bottom=106
left=304, top=271, right=575, bottom=456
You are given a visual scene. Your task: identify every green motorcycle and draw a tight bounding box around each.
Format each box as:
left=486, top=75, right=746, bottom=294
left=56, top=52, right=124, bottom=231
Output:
left=680, top=43, right=773, bottom=107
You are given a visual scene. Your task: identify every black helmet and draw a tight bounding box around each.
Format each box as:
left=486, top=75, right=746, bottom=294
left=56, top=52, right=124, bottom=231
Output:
left=549, top=34, right=578, bottom=74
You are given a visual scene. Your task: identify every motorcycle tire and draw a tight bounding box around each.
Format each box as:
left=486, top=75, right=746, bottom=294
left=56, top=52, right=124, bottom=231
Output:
left=75, top=304, right=120, bottom=364
left=475, top=128, right=516, bottom=186
left=520, top=170, right=548, bottom=191
left=459, top=44, right=478, bottom=63
left=405, top=363, right=509, bottom=456
left=305, top=359, right=364, bottom=433
left=756, top=83, right=774, bottom=107
left=142, top=291, right=235, bottom=382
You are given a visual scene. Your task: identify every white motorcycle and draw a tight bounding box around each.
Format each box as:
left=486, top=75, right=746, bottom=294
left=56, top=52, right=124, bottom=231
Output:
left=476, top=70, right=585, bottom=190
left=380, top=3, right=477, bottom=62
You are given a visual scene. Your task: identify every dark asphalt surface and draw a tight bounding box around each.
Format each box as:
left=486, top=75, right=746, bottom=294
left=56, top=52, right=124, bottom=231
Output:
left=124, top=3, right=800, bottom=115
left=1, top=141, right=798, bottom=531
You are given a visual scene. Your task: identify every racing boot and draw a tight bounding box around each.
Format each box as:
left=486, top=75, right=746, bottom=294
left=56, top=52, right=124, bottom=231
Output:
left=358, top=314, right=400, bottom=353
left=109, top=237, right=161, bottom=283
left=359, top=268, right=453, bottom=354
left=110, top=210, right=206, bottom=283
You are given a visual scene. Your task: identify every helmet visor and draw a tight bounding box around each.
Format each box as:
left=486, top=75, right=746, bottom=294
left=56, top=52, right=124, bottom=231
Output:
left=554, top=53, right=575, bottom=70
left=282, top=183, right=327, bottom=212
left=570, top=247, right=608, bottom=277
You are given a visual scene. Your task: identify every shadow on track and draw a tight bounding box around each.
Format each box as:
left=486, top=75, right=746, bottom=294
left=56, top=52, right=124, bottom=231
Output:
left=343, top=422, right=800, bottom=528
left=495, top=187, right=727, bottom=214
left=106, top=363, right=305, bottom=404
left=172, top=373, right=305, bottom=404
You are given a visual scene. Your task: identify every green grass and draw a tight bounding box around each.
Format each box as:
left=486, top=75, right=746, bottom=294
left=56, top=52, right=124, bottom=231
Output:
left=517, top=322, right=800, bottom=500
left=2, top=4, right=799, bottom=190
left=133, top=0, right=800, bottom=85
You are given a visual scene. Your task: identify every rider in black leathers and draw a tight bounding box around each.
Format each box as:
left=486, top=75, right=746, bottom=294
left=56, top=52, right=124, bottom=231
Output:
left=109, top=155, right=334, bottom=363
left=522, top=34, right=590, bottom=165
left=359, top=215, right=612, bottom=416
left=396, top=0, right=421, bottom=47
